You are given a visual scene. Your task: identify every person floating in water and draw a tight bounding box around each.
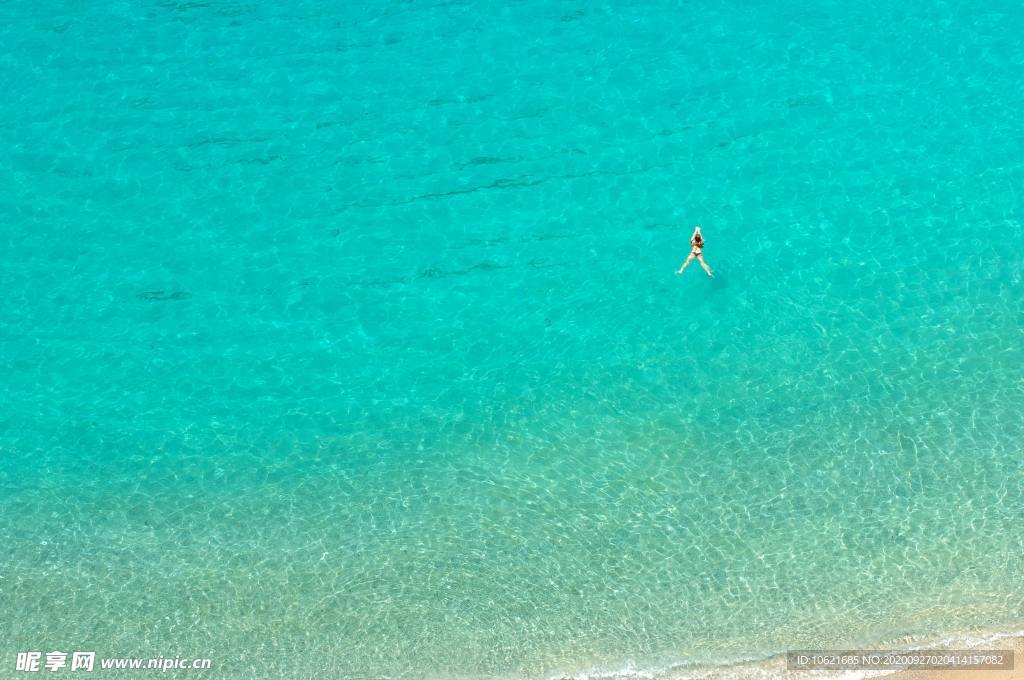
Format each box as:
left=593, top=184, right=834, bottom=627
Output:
left=675, top=225, right=714, bottom=277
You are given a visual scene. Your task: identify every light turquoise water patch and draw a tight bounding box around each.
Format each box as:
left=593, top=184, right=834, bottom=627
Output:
left=1, top=0, right=1023, bottom=677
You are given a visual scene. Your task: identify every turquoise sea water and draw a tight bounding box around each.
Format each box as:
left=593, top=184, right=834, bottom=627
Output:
left=2, top=0, right=1023, bottom=677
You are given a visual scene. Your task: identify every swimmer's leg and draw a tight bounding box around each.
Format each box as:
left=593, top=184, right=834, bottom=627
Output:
left=676, top=253, right=695, bottom=274
left=697, top=254, right=714, bottom=277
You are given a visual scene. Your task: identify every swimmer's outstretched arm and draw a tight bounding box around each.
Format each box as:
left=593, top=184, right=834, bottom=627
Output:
left=689, top=225, right=702, bottom=247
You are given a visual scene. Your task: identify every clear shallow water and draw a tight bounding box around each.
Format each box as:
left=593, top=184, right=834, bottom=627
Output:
left=1, top=0, right=1023, bottom=677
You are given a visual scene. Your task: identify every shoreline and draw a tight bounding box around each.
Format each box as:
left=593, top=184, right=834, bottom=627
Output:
left=542, top=625, right=1024, bottom=680
left=886, top=635, right=1022, bottom=680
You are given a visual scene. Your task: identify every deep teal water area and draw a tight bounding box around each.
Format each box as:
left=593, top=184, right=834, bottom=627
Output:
left=2, top=0, right=1023, bottom=677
